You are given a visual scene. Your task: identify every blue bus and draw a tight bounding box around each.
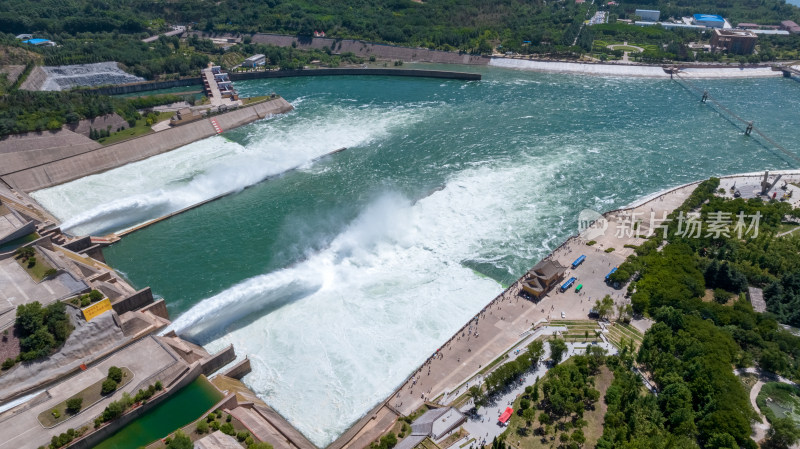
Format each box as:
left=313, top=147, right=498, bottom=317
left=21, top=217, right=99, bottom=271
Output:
left=560, top=277, right=577, bottom=292
left=605, top=267, right=617, bottom=282
left=571, top=255, right=586, bottom=269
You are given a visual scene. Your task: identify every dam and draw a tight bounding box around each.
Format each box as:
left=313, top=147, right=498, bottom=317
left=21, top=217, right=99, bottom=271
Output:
left=28, top=66, right=800, bottom=446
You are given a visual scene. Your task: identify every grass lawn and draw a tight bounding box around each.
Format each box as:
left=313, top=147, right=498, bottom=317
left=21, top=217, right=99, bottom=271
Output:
left=610, top=45, right=642, bottom=52
left=606, top=323, right=644, bottom=351
left=15, top=248, right=55, bottom=282
left=242, top=95, right=273, bottom=105
left=438, top=427, right=467, bottom=448
left=38, top=367, right=133, bottom=428
left=98, top=112, right=174, bottom=145
left=500, top=364, right=614, bottom=449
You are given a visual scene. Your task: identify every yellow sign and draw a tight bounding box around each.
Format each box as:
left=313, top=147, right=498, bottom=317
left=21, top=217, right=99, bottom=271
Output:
left=82, top=298, right=112, bottom=321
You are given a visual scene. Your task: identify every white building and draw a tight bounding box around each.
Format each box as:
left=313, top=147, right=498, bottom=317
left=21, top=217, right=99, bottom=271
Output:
left=242, top=54, right=266, bottom=68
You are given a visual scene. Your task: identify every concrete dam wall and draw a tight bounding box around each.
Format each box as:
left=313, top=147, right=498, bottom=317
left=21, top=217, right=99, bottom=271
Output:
left=89, top=67, right=479, bottom=96
left=2, top=98, right=294, bottom=192
left=229, top=68, right=481, bottom=81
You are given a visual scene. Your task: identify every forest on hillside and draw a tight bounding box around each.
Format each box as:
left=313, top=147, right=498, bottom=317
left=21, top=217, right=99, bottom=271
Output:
left=1, top=0, right=799, bottom=53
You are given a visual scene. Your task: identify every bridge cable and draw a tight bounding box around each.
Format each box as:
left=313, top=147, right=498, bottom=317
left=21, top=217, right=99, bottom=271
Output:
left=674, top=73, right=800, bottom=167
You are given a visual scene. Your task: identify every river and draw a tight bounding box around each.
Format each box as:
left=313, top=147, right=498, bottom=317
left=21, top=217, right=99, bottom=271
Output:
left=30, top=65, right=800, bottom=446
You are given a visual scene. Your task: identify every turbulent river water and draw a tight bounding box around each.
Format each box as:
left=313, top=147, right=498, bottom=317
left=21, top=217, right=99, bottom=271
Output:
left=31, top=65, right=800, bottom=446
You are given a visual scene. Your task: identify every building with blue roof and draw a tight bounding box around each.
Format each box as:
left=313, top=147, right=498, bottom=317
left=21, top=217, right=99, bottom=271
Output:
left=693, top=14, right=726, bottom=28
left=22, top=38, right=55, bottom=46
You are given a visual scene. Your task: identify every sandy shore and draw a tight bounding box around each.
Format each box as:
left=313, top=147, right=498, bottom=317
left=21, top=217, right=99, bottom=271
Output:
left=489, top=57, right=784, bottom=79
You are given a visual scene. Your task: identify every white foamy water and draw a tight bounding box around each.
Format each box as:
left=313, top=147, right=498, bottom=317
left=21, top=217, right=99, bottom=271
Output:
left=169, top=151, right=574, bottom=446
left=31, top=103, right=429, bottom=236
left=490, top=57, right=669, bottom=77
left=489, top=57, right=781, bottom=79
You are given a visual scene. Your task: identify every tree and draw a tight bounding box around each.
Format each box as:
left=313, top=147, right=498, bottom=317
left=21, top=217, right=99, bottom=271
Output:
left=522, top=408, right=536, bottom=425
left=764, top=417, right=800, bottom=449
left=594, top=295, right=614, bottom=320
left=101, top=400, right=125, bottom=421
left=538, top=412, right=551, bottom=426
left=65, top=397, right=82, bottom=413
left=107, top=366, right=123, bottom=383
left=101, top=379, right=118, bottom=395
left=378, top=432, right=397, bottom=449
left=467, top=385, right=485, bottom=408
left=169, top=430, right=193, bottom=449
left=16, top=302, right=44, bottom=335
left=713, top=288, right=731, bottom=304
left=549, top=338, right=568, bottom=364
left=572, top=428, right=586, bottom=447
left=527, top=340, right=545, bottom=366
left=760, top=348, right=788, bottom=374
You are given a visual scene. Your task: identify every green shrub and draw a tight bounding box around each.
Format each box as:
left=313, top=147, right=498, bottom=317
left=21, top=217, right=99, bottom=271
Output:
left=587, top=240, right=597, bottom=246
left=107, top=366, right=123, bottom=383
left=247, top=443, right=274, bottom=449
left=244, top=436, right=254, bottom=446
left=605, top=247, right=615, bottom=253
left=44, top=268, right=58, bottom=278
left=66, top=397, right=83, bottom=413
left=2, top=358, right=15, bottom=370
left=101, top=400, right=125, bottom=421
left=51, top=409, right=60, bottom=419
left=226, top=413, right=232, bottom=422
left=196, top=420, right=209, bottom=434
left=80, top=298, right=90, bottom=307
left=88, top=290, right=104, bottom=302
left=101, top=379, right=118, bottom=395
left=714, top=288, right=731, bottom=304
left=155, top=381, right=163, bottom=391
left=237, top=431, right=249, bottom=441
left=220, top=422, right=235, bottom=435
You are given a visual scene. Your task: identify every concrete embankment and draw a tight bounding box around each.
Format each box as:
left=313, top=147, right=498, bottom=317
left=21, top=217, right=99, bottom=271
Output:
left=1, top=98, right=293, bottom=192
left=229, top=68, right=481, bottom=81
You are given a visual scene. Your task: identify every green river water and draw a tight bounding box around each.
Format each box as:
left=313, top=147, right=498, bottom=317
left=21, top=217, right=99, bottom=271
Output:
left=93, top=377, right=222, bottom=449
